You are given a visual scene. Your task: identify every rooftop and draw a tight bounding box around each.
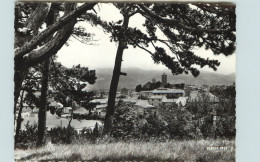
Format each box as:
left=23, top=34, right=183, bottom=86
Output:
left=150, top=95, right=165, bottom=99
left=153, top=88, right=184, bottom=94
left=96, top=104, right=107, bottom=109
left=135, top=100, right=155, bottom=108
left=73, top=107, right=88, bottom=115
left=162, top=97, right=176, bottom=103
left=90, top=98, right=108, bottom=104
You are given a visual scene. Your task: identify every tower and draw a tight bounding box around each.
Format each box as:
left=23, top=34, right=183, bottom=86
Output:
left=162, top=73, right=167, bottom=87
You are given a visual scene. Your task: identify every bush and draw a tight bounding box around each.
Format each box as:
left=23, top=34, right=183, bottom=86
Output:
left=49, top=126, right=77, bottom=144
left=79, top=123, right=103, bottom=143
left=111, top=104, right=141, bottom=139
left=15, top=121, right=38, bottom=149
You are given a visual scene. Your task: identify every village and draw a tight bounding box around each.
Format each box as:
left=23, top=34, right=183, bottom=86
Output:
left=17, top=72, right=234, bottom=135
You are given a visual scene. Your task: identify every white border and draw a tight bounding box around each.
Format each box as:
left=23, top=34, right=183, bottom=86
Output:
left=1, top=1, right=260, bottom=161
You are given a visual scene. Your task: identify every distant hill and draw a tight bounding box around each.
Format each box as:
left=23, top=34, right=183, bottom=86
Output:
left=93, top=67, right=236, bottom=90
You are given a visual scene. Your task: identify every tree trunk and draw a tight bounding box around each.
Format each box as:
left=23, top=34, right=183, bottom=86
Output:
left=103, top=15, right=129, bottom=135
left=14, top=90, right=25, bottom=145
left=14, top=58, right=27, bottom=124
left=36, top=59, right=50, bottom=147
left=68, top=100, right=76, bottom=128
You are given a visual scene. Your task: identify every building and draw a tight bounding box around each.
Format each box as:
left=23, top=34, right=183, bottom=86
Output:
left=138, top=91, right=153, bottom=98
left=161, top=96, right=176, bottom=106
left=149, top=95, right=187, bottom=107
left=134, top=100, right=156, bottom=116
left=73, top=107, right=88, bottom=115
left=63, top=107, right=72, bottom=114
left=152, top=88, right=184, bottom=99
left=149, top=95, right=165, bottom=106
left=162, top=73, right=167, bottom=86
left=94, top=104, right=107, bottom=117
left=90, top=98, right=108, bottom=104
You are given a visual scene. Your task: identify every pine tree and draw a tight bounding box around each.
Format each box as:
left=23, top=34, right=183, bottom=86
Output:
left=93, top=3, right=236, bottom=134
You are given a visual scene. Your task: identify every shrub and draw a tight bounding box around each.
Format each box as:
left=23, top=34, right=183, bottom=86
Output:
left=111, top=104, right=141, bottom=139
left=49, top=126, right=77, bottom=144
left=15, top=121, right=38, bottom=149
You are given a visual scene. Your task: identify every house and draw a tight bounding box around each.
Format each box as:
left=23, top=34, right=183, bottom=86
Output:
left=49, top=101, right=63, bottom=109
left=63, top=107, right=72, bottom=114
left=149, top=95, right=164, bottom=106
left=29, top=107, right=39, bottom=117
left=161, top=96, right=176, bottom=106
left=152, top=88, right=184, bottom=99
left=134, top=100, right=156, bottom=116
left=90, top=98, right=108, bottom=104
left=129, top=91, right=138, bottom=98
left=73, top=107, right=88, bottom=115
left=90, top=97, right=121, bottom=107
left=21, top=107, right=32, bottom=118
left=126, top=97, right=138, bottom=108
left=139, top=91, right=153, bottom=98
left=94, top=104, right=107, bottom=117
left=151, top=95, right=188, bottom=107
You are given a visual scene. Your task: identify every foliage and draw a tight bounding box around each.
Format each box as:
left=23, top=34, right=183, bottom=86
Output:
left=157, top=104, right=195, bottom=139
left=48, top=63, right=97, bottom=120
left=96, top=3, right=236, bottom=77
left=111, top=104, right=140, bottom=139
left=135, top=84, right=142, bottom=92
left=186, top=91, right=236, bottom=139
left=110, top=91, right=235, bottom=141
left=15, top=121, right=38, bottom=149
left=49, top=126, right=77, bottom=144
left=20, top=61, right=97, bottom=114
left=79, top=123, right=103, bottom=143
left=135, top=81, right=161, bottom=92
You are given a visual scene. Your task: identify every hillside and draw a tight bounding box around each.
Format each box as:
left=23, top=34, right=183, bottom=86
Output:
left=93, top=68, right=236, bottom=90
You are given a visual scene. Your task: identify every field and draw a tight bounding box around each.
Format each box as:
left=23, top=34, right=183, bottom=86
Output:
left=15, top=139, right=235, bottom=161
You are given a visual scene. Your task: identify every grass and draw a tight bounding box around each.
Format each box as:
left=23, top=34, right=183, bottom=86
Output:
left=15, top=139, right=235, bottom=161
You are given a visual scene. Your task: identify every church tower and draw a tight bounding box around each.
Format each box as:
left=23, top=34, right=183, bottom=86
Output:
left=162, top=73, right=167, bottom=87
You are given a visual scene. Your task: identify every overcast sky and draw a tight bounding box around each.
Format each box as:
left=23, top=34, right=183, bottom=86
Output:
left=56, top=3, right=236, bottom=75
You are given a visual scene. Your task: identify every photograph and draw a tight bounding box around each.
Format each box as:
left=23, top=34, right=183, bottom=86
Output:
left=14, top=1, right=236, bottom=161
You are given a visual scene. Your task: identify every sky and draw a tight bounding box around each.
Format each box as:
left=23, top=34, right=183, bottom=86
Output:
left=56, top=3, right=236, bottom=75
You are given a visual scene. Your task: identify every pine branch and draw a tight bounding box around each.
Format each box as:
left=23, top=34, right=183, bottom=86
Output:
left=138, top=4, right=235, bottom=34
left=15, top=3, right=97, bottom=59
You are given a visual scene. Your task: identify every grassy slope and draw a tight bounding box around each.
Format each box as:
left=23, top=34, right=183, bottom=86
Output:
left=15, top=139, right=235, bottom=161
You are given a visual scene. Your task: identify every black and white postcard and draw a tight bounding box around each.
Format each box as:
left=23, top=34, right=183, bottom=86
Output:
left=14, top=1, right=236, bottom=161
